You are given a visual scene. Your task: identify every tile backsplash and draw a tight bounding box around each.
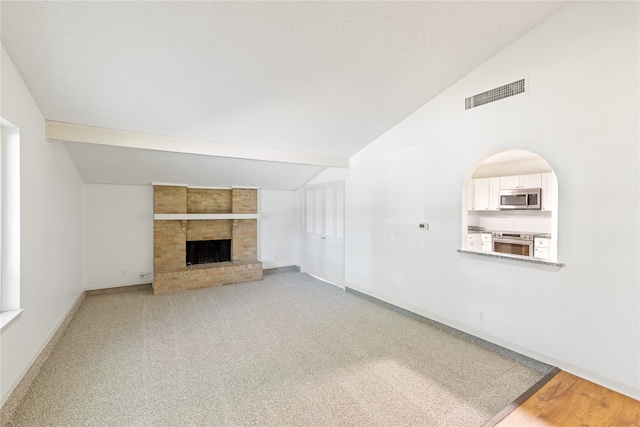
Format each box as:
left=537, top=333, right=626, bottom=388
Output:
left=468, top=210, right=552, bottom=234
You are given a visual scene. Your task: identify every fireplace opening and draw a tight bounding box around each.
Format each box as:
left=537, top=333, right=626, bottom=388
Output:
left=186, top=239, right=231, bottom=265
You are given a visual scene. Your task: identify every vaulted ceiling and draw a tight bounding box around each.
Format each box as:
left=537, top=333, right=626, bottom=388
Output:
left=1, top=1, right=566, bottom=190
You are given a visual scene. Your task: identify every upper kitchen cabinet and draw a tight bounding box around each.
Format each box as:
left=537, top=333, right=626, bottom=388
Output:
left=541, top=172, right=557, bottom=211
left=499, top=173, right=542, bottom=190
left=472, top=177, right=500, bottom=211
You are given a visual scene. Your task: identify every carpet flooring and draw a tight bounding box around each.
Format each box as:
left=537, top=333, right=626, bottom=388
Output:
left=7, top=272, right=551, bottom=426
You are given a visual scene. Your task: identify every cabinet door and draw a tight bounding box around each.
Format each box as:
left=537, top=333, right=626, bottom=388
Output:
left=473, top=178, right=490, bottom=210
left=520, top=173, right=542, bottom=189
left=534, top=247, right=549, bottom=259
left=467, top=180, right=474, bottom=210
left=541, top=172, right=556, bottom=211
left=534, top=237, right=549, bottom=248
left=467, top=233, right=480, bottom=242
left=488, top=177, right=500, bottom=210
left=468, top=241, right=481, bottom=251
left=499, top=175, right=521, bottom=190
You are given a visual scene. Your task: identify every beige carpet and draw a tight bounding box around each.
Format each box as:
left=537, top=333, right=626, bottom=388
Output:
left=8, top=272, right=551, bottom=426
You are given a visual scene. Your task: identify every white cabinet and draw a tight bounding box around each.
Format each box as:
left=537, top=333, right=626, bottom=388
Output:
left=499, top=175, right=521, bottom=190
left=521, top=173, right=543, bottom=189
left=481, top=233, right=492, bottom=252
left=488, top=178, right=500, bottom=211
left=500, top=173, right=542, bottom=190
left=467, top=233, right=481, bottom=251
left=467, top=180, right=474, bottom=210
left=471, top=178, right=500, bottom=211
left=468, top=233, right=492, bottom=252
left=534, top=237, right=550, bottom=259
left=541, top=172, right=556, bottom=212
left=473, top=179, right=489, bottom=211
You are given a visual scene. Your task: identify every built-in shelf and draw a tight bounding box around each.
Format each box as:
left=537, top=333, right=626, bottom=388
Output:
left=457, top=249, right=565, bottom=270
left=154, top=213, right=260, bottom=220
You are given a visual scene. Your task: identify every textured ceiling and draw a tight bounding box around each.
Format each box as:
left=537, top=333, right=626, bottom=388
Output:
left=1, top=1, right=566, bottom=189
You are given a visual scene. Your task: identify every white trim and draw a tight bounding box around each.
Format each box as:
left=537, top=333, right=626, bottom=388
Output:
left=84, top=280, right=152, bottom=291
left=151, top=185, right=261, bottom=190
left=154, top=213, right=260, bottom=220
left=344, top=280, right=640, bottom=401
left=0, top=308, right=23, bottom=332
left=308, top=273, right=344, bottom=290
left=152, top=182, right=189, bottom=187
left=1, top=120, right=20, bottom=312
left=47, top=121, right=350, bottom=168
left=1, top=291, right=83, bottom=406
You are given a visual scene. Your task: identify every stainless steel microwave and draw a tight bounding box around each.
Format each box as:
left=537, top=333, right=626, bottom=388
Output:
left=499, top=188, right=541, bottom=210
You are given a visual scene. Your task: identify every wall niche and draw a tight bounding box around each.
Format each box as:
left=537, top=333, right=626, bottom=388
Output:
left=463, top=150, right=559, bottom=262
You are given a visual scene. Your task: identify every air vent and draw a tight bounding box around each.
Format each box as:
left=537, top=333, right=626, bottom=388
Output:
left=465, top=79, right=526, bottom=110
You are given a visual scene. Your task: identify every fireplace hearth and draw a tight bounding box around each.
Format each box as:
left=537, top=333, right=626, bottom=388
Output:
left=186, top=239, right=231, bottom=265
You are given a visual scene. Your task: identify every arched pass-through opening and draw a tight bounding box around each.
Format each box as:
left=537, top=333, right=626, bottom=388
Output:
left=462, top=150, right=558, bottom=262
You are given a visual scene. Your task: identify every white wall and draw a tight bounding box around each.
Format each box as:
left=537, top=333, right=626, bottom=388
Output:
left=259, top=190, right=298, bottom=269
left=315, top=2, right=639, bottom=397
left=83, top=187, right=298, bottom=287
left=0, top=46, right=85, bottom=405
left=84, top=184, right=153, bottom=289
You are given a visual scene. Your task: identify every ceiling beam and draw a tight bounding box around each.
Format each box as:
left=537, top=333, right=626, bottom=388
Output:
left=46, top=121, right=349, bottom=168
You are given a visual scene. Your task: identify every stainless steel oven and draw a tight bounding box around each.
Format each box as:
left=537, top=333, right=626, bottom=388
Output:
left=491, top=232, right=535, bottom=257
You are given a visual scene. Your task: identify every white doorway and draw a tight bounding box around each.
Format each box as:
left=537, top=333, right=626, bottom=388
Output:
left=305, top=181, right=345, bottom=287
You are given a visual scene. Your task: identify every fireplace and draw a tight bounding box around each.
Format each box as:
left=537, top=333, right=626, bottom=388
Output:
left=154, top=186, right=262, bottom=295
left=186, top=239, right=231, bottom=265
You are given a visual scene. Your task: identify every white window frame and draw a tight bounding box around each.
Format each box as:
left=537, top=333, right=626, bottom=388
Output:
left=1, top=118, right=22, bottom=330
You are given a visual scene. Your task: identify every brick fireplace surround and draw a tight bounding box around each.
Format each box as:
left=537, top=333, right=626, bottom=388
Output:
left=153, top=186, right=262, bottom=295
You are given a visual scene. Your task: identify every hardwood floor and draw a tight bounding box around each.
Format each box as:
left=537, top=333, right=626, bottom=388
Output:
left=496, top=370, right=640, bottom=427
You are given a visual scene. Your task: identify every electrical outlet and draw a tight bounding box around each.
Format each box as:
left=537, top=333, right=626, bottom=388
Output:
left=121, top=269, right=126, bottom=276
left=419, top=223, right=429, bottom=230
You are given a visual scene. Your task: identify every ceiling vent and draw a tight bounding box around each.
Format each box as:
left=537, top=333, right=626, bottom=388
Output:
left=465, top=78, right=526, bottom=110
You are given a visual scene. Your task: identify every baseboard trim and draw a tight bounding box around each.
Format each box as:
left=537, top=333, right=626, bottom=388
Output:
left=345, top=286, right=552, bottom=374
left=86, top=283, right=152, bottom=296
left=345, top=281, right=640, bottom=401
left=0, top=291, right=85, bottom=426
left=84, top=279, right=153, bottom=291
left=263, top=265, right=300, bottom=275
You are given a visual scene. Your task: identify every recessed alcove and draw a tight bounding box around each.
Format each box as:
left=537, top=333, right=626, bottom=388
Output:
left=462, top=150, right=559, bottom=263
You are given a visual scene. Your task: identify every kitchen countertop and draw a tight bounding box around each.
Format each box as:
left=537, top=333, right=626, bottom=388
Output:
left=457, top=249, right=565, bottom=269
left=467, top=230, right=553, bottom=239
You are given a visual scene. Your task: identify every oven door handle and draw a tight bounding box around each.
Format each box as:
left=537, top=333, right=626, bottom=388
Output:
left=492, top=238, right=526, bottom=244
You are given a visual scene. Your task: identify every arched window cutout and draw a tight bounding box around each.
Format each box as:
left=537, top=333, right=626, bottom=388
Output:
left=462, top=150, right=558, bottom=262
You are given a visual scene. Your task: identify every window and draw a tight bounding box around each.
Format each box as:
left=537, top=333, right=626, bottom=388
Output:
left=1, top=118, right=22, bottom=330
